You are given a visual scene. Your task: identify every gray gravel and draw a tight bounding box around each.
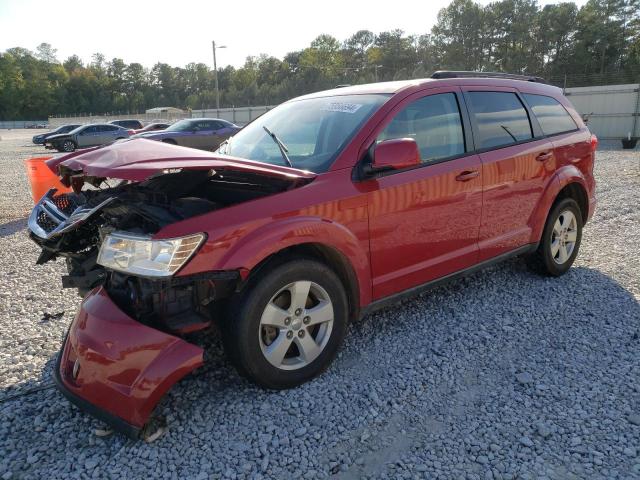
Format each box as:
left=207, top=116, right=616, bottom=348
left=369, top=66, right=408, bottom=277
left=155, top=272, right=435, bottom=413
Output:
left=0, top=131, right=639, bottom=479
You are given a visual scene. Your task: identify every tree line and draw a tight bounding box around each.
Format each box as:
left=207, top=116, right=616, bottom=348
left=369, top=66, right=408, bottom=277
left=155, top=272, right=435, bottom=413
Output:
left=1, top=0, right=638, bottom=120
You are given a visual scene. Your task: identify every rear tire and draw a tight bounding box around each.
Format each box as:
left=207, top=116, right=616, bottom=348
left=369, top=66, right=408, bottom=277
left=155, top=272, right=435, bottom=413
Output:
left=526, top=198, right=582, bottom=276
left=221, top=259, right=348, bottom=389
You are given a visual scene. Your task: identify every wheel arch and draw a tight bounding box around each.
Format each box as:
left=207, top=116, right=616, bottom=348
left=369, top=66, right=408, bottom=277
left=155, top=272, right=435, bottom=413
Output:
left=531, top=167, right=590, bottom=242
left=553, top=182, right=589, bottom=224
left=246, top=242, right=362, bottom=321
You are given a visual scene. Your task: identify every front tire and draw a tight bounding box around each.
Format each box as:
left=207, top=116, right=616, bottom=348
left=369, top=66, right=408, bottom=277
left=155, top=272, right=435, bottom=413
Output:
left=61, top=140, right=76, bottom=152
left=527, top=198, right=583, bottom=276
left=222, top=259, right=348, bottom=389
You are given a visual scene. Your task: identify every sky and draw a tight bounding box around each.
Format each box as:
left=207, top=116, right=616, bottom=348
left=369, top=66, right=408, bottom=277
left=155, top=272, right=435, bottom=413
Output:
left=0, top=0, right=588, bottom=69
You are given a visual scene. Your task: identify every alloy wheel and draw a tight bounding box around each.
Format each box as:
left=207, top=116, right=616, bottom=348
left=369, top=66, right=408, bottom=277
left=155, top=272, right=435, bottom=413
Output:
left=63, top=140, right=74, bottom=152
left=259, top=280, right=334, bottom=370
left=551, top=209, right=578, bottom=264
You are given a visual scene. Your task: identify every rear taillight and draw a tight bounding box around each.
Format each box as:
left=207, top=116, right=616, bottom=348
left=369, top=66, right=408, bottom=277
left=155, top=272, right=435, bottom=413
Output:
left=127, top=129, right=135, bottom=135
left=590, top=133, right=598, bottom=152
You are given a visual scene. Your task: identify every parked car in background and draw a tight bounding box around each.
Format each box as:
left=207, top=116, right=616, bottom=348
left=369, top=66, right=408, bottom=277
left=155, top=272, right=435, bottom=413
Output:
left=44, top=123, right=131, bottom=152
left=110, top=119, right=144, bottom=130
left=132, top=122, right=171, bottom=134
left=29, top=72, right=596, bottom=438
left=132, top=118, right=240, bottom=151
left=32, top=124, right=81, bottom=145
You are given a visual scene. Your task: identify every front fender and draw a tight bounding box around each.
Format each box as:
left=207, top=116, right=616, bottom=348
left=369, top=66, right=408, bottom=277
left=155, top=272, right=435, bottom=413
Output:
left=217, top=217, right=371, bottom=308
left=529, top=165, right=590, bottom=242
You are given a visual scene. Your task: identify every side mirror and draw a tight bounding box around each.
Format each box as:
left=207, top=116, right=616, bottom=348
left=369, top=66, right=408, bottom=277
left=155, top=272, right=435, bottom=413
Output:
left=192, top=126, right=200, bottom=132
left=370, top=138, right=421, bottom=173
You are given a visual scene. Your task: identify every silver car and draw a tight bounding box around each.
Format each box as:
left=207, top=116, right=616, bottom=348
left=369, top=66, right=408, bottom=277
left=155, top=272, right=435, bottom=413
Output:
left=45, top=124, right=131, bottom=152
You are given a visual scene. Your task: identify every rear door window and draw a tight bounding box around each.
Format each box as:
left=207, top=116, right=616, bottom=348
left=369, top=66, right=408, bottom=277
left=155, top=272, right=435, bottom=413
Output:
left=522, top=93, right=578, bottom=136
left=467, top=92, right=532, bottom=149
left=378, top=92, right=465, bottom=164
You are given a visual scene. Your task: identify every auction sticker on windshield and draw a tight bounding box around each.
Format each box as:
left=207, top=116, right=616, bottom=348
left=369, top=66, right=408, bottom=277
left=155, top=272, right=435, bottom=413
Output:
left=322, top=102, right=363, bottom=114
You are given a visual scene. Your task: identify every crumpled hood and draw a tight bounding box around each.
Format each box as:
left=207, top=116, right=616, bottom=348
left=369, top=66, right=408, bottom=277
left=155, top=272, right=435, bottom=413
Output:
left=46, top=138, right=316, bottom=183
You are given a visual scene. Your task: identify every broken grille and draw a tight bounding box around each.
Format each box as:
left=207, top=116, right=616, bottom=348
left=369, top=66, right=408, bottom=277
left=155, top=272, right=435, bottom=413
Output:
left=28, top=189, right=114, bottom=240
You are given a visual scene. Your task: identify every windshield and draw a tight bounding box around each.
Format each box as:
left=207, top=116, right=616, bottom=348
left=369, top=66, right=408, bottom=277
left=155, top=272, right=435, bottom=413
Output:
left=219, top=94, right=390, bottom=173
left=165, top=119, right=193, bottom=132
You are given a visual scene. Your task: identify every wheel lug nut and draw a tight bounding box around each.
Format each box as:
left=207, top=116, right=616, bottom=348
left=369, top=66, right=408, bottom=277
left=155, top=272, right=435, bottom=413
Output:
left=298, top=330, right=305, bottom=338
left=284, top=317, right=291, bottom=326
left=295, top=308, right=302, bottom=316
left=286, top=331, right=293, bottom=339
left=303, top=316, right=310, bottom=324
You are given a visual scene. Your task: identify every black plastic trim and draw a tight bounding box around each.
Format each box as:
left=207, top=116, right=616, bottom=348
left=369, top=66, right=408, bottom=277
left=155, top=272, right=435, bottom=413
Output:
left=431, top=71, right=547, bottom=84
left=360, top=243, right=538, bottom=318
left=53, top=336, right=141, bottom=439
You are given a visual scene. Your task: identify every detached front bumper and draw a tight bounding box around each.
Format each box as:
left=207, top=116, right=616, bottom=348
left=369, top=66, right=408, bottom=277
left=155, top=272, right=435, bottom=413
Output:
left=55, top=287, right=204, bottom=438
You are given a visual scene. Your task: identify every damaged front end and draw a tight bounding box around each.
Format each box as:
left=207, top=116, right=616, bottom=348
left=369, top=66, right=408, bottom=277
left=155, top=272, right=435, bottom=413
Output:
left=29, top=140, right=314, bottom=437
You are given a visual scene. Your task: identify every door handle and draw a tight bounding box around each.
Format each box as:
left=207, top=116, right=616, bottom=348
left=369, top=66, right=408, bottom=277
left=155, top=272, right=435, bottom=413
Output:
left=455, top=170, right=479, bottom=182
left=536, top=151, right=553, bottom=161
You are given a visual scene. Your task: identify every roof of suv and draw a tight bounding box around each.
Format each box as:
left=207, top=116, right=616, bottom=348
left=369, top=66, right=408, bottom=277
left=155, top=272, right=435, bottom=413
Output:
left=294, top=75, right=563, bottom=101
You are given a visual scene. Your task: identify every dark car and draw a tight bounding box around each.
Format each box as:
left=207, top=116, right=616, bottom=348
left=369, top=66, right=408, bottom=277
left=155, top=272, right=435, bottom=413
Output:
left=110, top=119, right=144, bottom=130
left=132, top=118, right=240, bottom=151
left=29, top=72, right=596, bottom=439
left=132, top=122, right=171, bottom=134
left=32, top=124, right=82, bottom=145
left=45, top=123, right=131, bottom=152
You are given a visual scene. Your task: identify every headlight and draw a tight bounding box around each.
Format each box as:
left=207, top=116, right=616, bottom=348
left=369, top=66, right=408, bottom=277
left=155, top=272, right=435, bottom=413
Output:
left=97, top=231, right=205, bottom=277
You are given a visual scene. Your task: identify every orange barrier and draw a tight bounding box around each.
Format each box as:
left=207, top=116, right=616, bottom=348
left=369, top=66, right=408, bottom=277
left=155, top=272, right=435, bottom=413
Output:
left=24, top=156, right=73, bottom=202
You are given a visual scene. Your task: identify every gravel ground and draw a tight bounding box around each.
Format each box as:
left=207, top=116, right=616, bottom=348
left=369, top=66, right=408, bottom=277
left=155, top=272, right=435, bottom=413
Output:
left=0, top=130, right=639, bottom=479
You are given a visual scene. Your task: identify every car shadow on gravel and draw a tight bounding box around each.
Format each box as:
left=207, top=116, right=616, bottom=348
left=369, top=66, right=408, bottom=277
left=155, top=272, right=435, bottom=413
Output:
left=0, top=217, right=27, bottom=238
left=2, top=261, right=639, bottom=478
left=0, top=356, right=57, bottom=403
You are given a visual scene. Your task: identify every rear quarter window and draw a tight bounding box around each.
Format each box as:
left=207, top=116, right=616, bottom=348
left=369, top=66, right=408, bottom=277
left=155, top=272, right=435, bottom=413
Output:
left=522, top=93, right=578, bottom=136
left=467, top=92, right=533, bottom=149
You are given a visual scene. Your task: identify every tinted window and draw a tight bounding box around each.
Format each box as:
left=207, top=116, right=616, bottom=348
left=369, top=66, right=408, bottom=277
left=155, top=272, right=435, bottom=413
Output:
left=378, top=93, right=465, bottom=163
left=82, top=126, right=97, bottom=134
left=468, top=92, right=532, bottom=149
left=523, top=94, right=578, bottom=136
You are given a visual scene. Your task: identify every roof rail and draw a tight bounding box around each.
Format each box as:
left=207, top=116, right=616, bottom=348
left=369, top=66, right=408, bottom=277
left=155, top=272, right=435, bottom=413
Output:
left=431, top=70, right=547, bottom=84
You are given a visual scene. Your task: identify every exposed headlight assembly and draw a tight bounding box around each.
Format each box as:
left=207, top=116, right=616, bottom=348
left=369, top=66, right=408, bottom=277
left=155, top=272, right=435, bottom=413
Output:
left=97, top=231, right=205, bottom=277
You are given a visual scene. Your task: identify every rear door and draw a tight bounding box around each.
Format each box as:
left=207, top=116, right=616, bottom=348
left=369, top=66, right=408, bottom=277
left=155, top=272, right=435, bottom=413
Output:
left=462, top=88, right=555, bottom=261
left=366, top=88, right=483, bottom=300
left=101, top=125, right=122, bottom=143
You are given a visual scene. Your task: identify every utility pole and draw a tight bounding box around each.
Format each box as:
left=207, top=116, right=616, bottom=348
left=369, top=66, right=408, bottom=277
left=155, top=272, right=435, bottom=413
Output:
left=212, top=41, right=227, bottom=110
left=374, top=65, right=382, bottom=82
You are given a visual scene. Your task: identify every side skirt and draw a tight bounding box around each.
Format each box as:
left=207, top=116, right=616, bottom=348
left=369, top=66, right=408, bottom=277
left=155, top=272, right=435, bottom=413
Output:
left=360, top=243, right=538, bottom=318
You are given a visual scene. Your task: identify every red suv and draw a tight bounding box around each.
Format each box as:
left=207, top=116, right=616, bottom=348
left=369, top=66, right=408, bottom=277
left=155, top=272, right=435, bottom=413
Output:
left=29, top=71, right=596, bottom=438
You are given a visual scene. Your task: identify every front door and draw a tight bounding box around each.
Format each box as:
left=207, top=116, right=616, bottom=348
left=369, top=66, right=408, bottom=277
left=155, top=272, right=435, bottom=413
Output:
left=367, top=89, right=483, bottom=300
left=77, top=126, right=99, bottom=147
left=189, top=120, right=217, bottom=150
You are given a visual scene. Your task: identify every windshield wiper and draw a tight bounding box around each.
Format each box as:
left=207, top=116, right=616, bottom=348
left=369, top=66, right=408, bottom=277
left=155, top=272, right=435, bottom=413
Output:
left=263, top=126, right=292, bottom=167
